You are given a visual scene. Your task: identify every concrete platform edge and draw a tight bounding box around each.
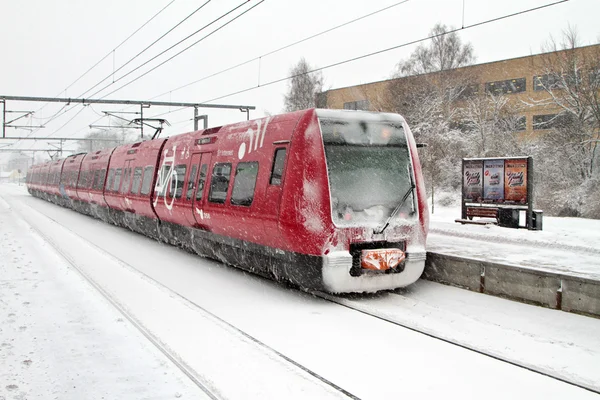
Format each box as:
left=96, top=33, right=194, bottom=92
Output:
left=422, top=252, right=600, bottom=318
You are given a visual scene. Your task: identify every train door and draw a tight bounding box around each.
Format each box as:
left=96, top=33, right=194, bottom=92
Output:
left=191, top=153, right=212, bottom=228
left=261, top=145, right=288, bottom=248
left=182, top=153, right=201, bottom=227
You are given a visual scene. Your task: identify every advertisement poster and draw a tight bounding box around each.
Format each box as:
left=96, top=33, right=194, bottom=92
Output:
left=483, top=159, right=505, bottom=201
left=463, top=160, right=483, bottom=202
left=504, top=159, right=528, bottom=203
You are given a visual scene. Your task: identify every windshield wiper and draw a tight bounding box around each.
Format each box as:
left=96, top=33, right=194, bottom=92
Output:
left=375, top=183, right=416, bottom=235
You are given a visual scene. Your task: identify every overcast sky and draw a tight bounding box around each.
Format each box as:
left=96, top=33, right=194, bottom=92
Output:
left=0, top=0, right=598, bottom=160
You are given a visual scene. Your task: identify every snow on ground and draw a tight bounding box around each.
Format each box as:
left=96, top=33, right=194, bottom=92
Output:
left=428, top=204, right=600, bottom=279
left=0, top=188, right=208, bottom=400
left=1, top=183, right=598, bottom=399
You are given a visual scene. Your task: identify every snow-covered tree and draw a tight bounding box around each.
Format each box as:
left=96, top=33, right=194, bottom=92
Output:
left=283, top=58, right=324, bottom=112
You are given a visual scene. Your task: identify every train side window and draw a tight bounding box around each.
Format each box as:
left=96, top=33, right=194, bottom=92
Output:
left=92, top=170, right=101, bottom=190
left=208, top=163, right=231, bottom=204
left=157, top=164, right=172, bottom=197
left=170, top=164, right=187, bottom=199
left=130, top=167, right=143, bottom=194
left=186, top=165, right=198, bottom=200
left=270, top=148, right=287, bottom=185
left=113, top=169, right=122, bottom=192
left=78, top=171, right=88, bottom=188
left=140, top=166, right=154, bottom=195
left=195, top=164, right=208, bottom=201
left=106, top=169, right=115, bottom=191
left=121, top=168, right=132, bottom=194
left=98, top=169, right=107, bottom=190
left=231, top=162, right=259, bottom=206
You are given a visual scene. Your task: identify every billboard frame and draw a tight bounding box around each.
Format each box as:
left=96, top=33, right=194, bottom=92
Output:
left=460, top=156, right=536, bottom=230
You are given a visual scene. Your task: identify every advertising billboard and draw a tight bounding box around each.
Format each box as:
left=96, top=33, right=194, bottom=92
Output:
left=504, top=158, right=528, bottom=203
left=462, top=160, right=483, bottom=202
left=483, top=159, right=505, bottom=201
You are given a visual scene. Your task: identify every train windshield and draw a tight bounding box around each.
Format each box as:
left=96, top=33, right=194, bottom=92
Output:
left=319, top=114, right=415, bottom=227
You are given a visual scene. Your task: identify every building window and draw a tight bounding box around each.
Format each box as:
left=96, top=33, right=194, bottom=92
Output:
left=140, top=166, right=154, bottom=195
left=533, top=114, right=557, bottom=130
left=270, top=148, right=287, bottom=185
left=231, top=162, right=259, bottom=206
left=208, top=163, right=232, bottom=204
left=455, top=83, right=480, bottom=100
left=485, top=78, right=526, bottom=95
left=515, top=116, right=526, bottom=131
left=533, top=74, right=562, bottom=91
left=343, top=100, right=370, bottom=110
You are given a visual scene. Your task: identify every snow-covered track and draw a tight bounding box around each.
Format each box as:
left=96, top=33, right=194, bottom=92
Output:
left=312, top=290, right=600, bottom=395
left=4, top=191, right=358, bottom=400
left=42, top=214, right=360, bottom=400
left=15, top=205, right=223, bottom=400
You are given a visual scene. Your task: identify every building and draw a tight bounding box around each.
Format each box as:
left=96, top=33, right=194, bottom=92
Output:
left=320, top=43, right=600, bottom=135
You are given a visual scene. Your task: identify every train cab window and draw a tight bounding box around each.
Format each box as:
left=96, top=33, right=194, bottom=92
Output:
left=140, top=166, right=154, bottom=195
left=208, top=163, right=231, bottom=204
left=106, top=169, right=115, bottom=191
left=113, top=169, right=123, bottom=192
left=186, top=165, right=198, bottom=200
left=270, top=148, right=287, bottom=185
left=195, top=164, right=208, bottom=201
left=231, top=162, right=259, bottom=206
left=169, top=164, right=187, bottom=199
left=130, top=167, right=143, bottom=195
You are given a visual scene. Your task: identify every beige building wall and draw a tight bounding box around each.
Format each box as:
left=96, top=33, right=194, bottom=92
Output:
left=322, top=44, right=600, bottom=135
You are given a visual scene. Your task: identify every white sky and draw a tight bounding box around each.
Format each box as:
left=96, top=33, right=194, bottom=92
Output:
left=0, top=0, right=598, bottom=160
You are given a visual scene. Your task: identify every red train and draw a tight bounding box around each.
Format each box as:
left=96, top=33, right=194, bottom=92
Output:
left=26, top=108, right=429, bottom=293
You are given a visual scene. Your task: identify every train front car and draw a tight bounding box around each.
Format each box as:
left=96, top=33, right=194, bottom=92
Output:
left=280, top=109, right=429, bottom=293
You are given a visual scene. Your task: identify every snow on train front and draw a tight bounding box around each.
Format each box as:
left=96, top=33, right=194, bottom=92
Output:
left=277, top=109, right=429, bottom=293
left=316, top=110, right=428, bottom=292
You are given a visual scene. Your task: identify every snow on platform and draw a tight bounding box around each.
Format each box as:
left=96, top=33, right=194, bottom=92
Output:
left=428, top=206, right=600, bottom=280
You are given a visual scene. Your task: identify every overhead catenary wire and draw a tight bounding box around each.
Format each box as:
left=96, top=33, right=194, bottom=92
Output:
left=78, top=0, right=212, bottom=100
left=200, top=0, right=570, bottom=104
left=149, top=0, right=412, bottom=100
left=12, top=0, right=177, bottom=147
left=17, top=0, right=220, bottom=145
left=91, top=0, right=264, bottom=100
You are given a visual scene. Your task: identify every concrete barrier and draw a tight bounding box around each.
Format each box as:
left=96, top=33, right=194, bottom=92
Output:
left=422, top=252, right=600, bottom=318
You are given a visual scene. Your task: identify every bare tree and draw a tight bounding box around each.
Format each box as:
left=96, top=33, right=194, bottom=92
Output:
left=283, top=58, right=324, bottom=112
left=379, top=24, right=477, bottom=211
left=524, top=26, right=600, bottom=217
left=77, top=121, right=140, bottom=153
left=529, top=26, right=600, bottom=178
left=460, top=92, right=527, bottom=157
left=396, top=22, right=475, bottom=77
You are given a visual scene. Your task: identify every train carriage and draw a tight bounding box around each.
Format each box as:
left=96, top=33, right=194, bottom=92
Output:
left=26, top=108, right=428, bottom=293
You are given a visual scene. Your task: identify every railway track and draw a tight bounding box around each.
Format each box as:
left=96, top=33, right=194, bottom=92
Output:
left=4, top=193, right=359, bottom=400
